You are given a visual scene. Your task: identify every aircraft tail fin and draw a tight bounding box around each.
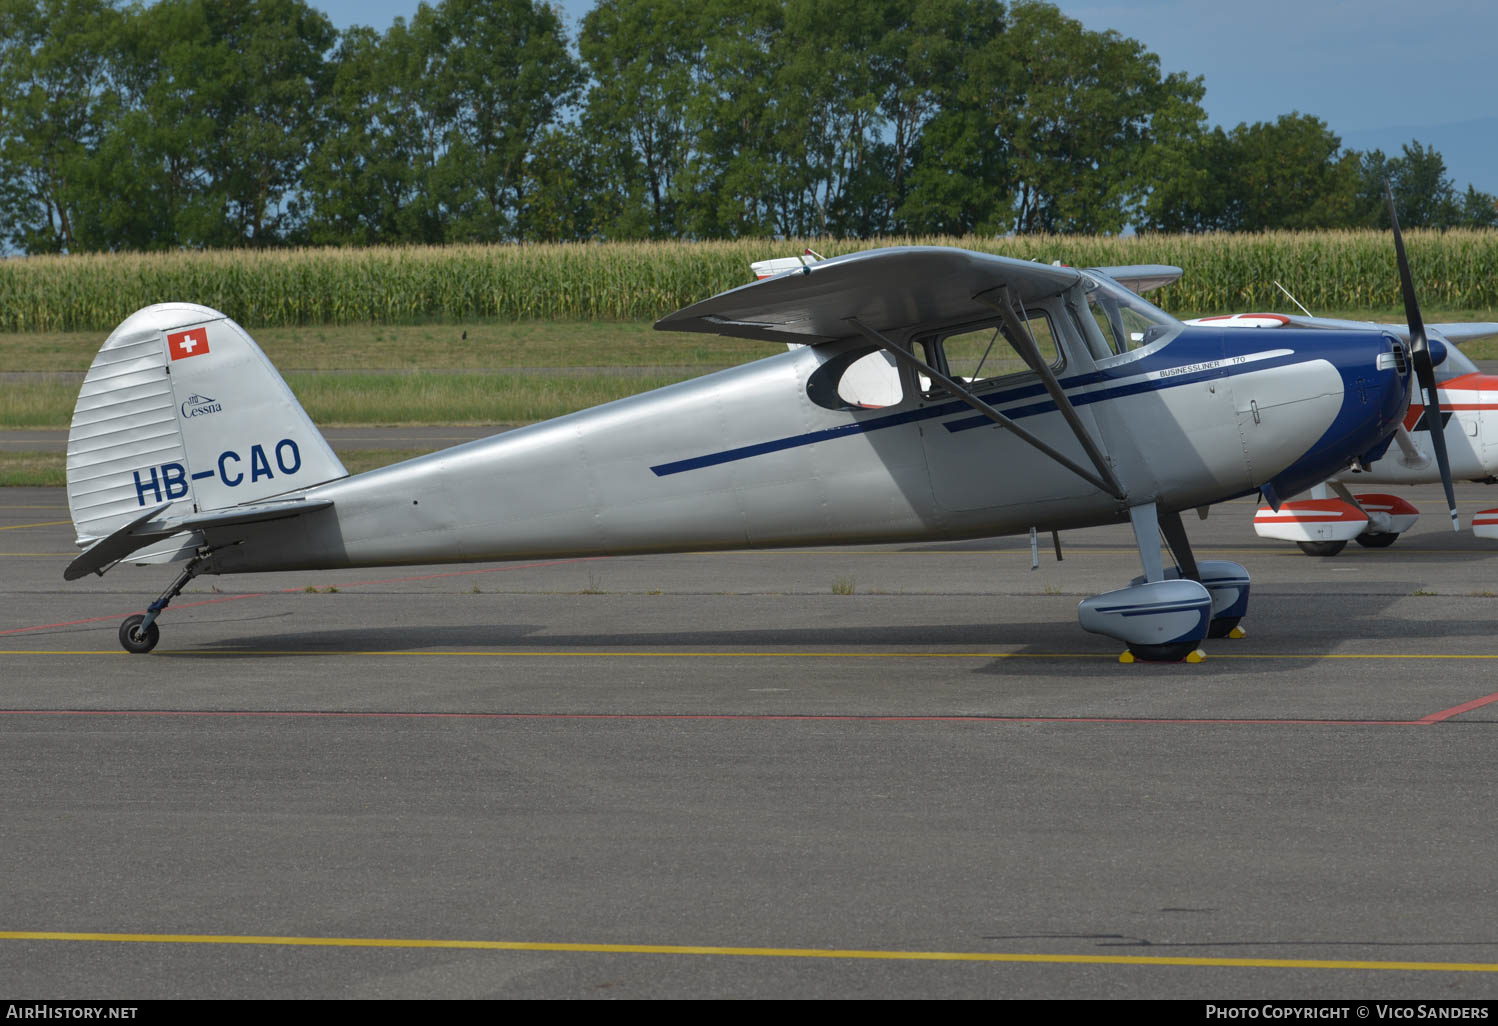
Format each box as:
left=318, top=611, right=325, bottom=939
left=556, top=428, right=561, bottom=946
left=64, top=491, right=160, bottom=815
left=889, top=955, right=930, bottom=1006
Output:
left=66, top=303, right=347, bottom=563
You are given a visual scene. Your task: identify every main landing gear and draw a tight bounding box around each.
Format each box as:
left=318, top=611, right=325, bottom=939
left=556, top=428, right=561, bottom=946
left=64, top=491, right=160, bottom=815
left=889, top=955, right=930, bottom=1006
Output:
left=1295, top=531, right=1401, bottom=557
left=1077, top=502, right=1251, bottom=663
left=1259, top=487, right=1419, bottom=557
left=1297, top=539, right=1347, bottom=557
left=117, top=551, right=209, bottom=654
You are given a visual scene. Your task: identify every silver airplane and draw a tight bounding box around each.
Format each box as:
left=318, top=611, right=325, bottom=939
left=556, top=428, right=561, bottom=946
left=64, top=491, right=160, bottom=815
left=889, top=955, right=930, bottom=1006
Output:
left=63, top=244, right=1433, bottom=662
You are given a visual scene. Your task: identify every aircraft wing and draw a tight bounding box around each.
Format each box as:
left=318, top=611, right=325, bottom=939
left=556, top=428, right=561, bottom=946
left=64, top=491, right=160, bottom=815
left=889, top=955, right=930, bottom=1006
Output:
left=655, top=246, right=1082, bottom=344
left=1192, top=312, right=1498, bottom=344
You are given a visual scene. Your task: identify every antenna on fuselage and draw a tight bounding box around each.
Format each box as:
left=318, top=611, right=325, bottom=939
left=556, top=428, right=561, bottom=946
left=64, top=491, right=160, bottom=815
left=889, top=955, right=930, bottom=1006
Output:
left=1273, top=281, right=1314, bottom=318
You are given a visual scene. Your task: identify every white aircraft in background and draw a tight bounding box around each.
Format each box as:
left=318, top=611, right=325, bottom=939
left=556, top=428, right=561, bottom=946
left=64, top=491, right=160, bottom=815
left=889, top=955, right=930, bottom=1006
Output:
left=63, top=218, right=1440, bottom=662
left=1182, top=310, right=1498, bottom=556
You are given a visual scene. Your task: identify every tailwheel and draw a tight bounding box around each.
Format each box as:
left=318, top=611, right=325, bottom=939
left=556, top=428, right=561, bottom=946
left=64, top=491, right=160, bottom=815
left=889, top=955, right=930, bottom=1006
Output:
left=119, top=614, right=160, bottom=655
left=1354, top=532, right=1399, bottom=548
left=115, top=551, right=211, bottom=655
left=1123, top=641, right=1205, bottom=663
left=1296, top=540, right=1347, bottom=557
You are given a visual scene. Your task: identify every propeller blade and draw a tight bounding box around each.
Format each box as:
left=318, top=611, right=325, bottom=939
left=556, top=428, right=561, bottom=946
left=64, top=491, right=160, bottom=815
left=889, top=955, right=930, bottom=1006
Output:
left=1387, top=183, right=1460, bottom=531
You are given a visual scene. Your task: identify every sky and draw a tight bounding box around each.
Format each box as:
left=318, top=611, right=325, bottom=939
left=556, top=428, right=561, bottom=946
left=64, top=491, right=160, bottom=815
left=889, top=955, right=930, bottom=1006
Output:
left=306, top=0, right=1498, bottom=191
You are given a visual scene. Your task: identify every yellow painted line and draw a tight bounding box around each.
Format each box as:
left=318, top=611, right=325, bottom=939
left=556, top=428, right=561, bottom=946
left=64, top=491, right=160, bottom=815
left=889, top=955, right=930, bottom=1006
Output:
left=1, top=930, right=1496, bottom=972
left=0, top=519, right=70, bottom=531
left=6, top=648, right=1498, bottom=661
left=0, top=649, right=1150, bottom=660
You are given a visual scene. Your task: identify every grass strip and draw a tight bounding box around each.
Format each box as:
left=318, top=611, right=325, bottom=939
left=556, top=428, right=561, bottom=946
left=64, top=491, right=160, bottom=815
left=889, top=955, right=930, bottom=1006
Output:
left=0, top=320, right=771, bottom=374
left=0, top=369, right=699, bottom=430
left=4, top=310, right=1492, bottom=376
left=0, top=452, right=65, bottom=487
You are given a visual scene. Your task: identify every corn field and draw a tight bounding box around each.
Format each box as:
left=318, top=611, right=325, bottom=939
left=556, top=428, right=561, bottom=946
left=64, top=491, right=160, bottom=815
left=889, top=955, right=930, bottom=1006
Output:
left=3, top=231, right=1496, bottom=333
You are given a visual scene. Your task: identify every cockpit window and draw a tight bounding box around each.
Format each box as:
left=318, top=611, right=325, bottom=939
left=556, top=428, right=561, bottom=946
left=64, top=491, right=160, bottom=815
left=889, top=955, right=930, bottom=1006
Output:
left=918, top=310, right=1059, bottom=393
left=1081, top=273, right=1183, bottom=355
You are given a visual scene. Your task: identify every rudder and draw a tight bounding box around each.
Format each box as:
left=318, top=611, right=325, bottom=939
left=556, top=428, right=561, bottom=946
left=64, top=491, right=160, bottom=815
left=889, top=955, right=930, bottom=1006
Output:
left=67, top=303, right=346, bottom=560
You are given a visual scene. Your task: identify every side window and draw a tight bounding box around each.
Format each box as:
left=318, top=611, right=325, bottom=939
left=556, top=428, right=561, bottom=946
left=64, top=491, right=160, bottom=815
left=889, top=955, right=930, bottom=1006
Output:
left=919, top=312, right=1059, bottom=392
left=806, top=346, right=905, bottom=410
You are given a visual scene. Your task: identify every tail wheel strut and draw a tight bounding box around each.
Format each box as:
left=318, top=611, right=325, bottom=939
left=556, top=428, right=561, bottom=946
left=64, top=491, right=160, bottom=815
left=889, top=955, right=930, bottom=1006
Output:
left=117, top=551, right=210, bottom=654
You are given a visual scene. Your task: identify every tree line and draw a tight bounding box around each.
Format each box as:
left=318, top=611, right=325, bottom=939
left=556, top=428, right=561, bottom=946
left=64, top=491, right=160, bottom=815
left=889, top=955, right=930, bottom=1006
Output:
left=2, top=0, right=1494, bottom=254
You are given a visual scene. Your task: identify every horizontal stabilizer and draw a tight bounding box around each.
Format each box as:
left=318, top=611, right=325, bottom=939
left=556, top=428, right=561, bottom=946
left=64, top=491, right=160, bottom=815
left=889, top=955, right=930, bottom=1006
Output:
left=64, top=497, right=333, bottom=581
left=1088, top=264, right=1183, bottom=295
left=1189, top=311, right=1498, bottom=345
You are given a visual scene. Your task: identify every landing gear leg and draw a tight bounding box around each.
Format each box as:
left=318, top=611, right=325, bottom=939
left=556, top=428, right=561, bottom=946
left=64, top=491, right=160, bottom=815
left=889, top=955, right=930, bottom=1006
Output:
left=118, top=552, right=209, bottom=654
left=1160, top=510, right=1251, bottom=640
left=1078, top=502, right=1212, bottom=662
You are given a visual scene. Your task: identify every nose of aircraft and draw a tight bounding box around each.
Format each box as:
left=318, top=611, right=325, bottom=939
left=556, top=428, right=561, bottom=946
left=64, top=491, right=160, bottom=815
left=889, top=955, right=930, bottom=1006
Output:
left=1256, top=331, right=1413, bottom=504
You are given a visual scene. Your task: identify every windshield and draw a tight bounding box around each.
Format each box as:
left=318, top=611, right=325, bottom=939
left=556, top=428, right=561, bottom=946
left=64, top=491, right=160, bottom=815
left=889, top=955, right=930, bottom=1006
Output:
left=1081, top=273, right=1184, bottom=356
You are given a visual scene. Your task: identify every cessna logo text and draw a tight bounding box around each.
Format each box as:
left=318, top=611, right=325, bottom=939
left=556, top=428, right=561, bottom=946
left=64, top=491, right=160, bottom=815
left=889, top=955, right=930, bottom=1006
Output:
left=180, top=394, right=222, bottom=418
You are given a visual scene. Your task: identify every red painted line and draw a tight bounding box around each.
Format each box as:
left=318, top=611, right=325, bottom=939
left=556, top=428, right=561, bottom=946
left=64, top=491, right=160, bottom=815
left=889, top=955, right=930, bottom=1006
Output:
left=0, top=708, right=1433, bottom=726
left=1253, top=515, right=1361, bottom=523
left=0, top=557, right=605, bottom=636
left=308, top=557, right=605, bottom=591
left=1415, top=689, right=1498, bottom=724
left=0, top=593, right=269, bottom=636
left=1437, top=372, right=1498, bottom=389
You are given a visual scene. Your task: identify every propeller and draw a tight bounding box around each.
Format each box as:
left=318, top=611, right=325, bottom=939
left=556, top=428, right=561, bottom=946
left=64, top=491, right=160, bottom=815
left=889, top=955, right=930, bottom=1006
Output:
left=1387, top=182, right=1459, bottom=531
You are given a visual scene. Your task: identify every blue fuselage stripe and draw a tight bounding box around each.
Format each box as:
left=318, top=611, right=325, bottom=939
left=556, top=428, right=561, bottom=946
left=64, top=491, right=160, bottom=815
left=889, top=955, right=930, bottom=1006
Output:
left=649, top=343, right=1304, bottom=478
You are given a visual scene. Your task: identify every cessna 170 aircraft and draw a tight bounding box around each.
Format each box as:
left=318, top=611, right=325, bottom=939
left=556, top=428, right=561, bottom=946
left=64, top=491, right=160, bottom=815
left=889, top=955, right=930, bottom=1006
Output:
left=1181, top=311, right=1498, bottom=555
left=64, top=225, right=1445, bottom=662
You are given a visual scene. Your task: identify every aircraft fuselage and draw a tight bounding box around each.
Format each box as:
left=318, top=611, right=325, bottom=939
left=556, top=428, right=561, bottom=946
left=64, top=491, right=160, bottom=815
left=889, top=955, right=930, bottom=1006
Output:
left=206, top=326, right=1410, bottom=575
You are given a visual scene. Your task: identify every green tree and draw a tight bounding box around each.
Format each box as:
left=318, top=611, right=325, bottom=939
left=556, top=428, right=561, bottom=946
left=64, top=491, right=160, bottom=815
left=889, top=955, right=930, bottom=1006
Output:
left=1355, top=141, right=1497, bottom=229
left=134, top=0, right=336, bottom=245
left=0, top=0, right=125, bottom=252
left=1225, top=114, right=1359, bottom=230
left=1133, top=79, right=1219, bottom=233
left=514, top=127, right=619, bottom=241
left=701, top=0, right=891, bottom=238
left=902, top=0, right=1203, bottom=235
left=1002, top=1, right=1189, bottom=233
left=301, top=21, right=446, bottom=244
left=416, top=0, right=582, bottom=242
left=672, top=0, right=785, bottom=238
left=1144, top=113, right=1359, bottom=231
left=578, top=0, right=707, bottom=238
left=874, top=0, right=981, bottom=231
left=1460, top=184, right=1498, bottom=229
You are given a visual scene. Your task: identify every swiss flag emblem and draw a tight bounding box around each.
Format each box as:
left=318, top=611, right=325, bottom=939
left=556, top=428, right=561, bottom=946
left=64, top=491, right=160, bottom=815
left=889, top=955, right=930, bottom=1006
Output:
left=167, top=327, right=210, bottom=361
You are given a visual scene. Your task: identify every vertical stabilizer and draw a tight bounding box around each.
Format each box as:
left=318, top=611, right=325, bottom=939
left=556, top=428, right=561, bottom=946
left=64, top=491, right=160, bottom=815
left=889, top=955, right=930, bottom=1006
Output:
left=67, top=303, right=347, bottom=559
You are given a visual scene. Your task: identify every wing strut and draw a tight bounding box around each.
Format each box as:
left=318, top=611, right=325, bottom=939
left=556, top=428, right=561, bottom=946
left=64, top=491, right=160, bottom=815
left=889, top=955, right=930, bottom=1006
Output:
left=981, top=285, right=1127, bottom=501
left=847, top=317, right=1127, bottom=501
